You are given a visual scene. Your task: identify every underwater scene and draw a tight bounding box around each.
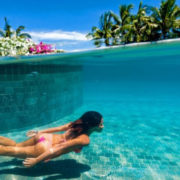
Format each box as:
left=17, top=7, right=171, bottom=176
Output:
left=0, top=42, right=180, bottom=179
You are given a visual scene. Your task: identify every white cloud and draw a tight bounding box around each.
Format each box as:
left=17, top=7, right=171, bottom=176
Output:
left=24, top=29, right=94, bottom=51
left=27, top=30, right=89, bottom=41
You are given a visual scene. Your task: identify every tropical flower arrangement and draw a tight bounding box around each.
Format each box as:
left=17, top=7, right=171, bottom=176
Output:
left=0, top=37, right=64, bottom=56
left=29, top=42, right=54, bottom=54
left=0, top=37, right=34, bottom=56
left=29, top=42, right=64, bottom=54
left=0, top=17, right=64, bottom=57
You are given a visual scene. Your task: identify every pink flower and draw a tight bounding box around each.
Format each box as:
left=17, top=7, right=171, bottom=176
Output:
left=29, top=47, right=35, bottom=53
left=29, top=42, right=55, bottom=54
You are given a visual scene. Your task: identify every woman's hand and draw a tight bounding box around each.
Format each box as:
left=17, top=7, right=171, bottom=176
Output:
left=23, top=158, right=38, bottom=168
left=26, top=130, right=38, bottom=137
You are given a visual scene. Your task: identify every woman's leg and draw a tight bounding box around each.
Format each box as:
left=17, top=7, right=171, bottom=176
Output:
left=16, top=137, right=36, bottom=147
left=0, top=136, right=16, bottom=146
left=0, top=136, right=36, bottom=147
left=0, top=143, right=45, bottom=159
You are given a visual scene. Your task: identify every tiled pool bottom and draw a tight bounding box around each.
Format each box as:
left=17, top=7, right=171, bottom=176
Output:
left=0, top=99, right=180, bottom=180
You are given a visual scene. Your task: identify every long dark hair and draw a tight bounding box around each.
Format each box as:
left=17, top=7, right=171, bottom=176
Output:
left=68, top=111, right=103, bottom=138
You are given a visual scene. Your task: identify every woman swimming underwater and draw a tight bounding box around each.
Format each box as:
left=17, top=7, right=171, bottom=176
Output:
left=0, top=111, right=103, bottom=168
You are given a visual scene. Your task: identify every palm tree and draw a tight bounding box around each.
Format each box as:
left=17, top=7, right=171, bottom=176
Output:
left=86, top=11, right=113, bottom=47
left=88, top=0, right=180, bottom=47
left=119, top=2, right=146, bottom=43
left=111, top=4, right=133, bottom=44
left=0, top=17, right=14, bottom=38
left=123, top=2, right=158, bottom=43
left=0, top=17, right=31, bottom=39
left=150, top=0, right=180, bottom=39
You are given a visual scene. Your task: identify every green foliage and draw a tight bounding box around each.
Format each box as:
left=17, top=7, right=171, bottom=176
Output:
left=86, top=11, right=114, bottom=47
left=88, top=0, right=180, bottom=47
left=150, top=0, right=180, bottom=39
left=0, top=17, right=31, bottom=39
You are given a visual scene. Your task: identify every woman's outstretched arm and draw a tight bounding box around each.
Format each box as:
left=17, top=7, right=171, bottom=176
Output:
left=39, top=122, right=72, bottom=133
left=27, top=122, right=72, bottom=137
left=23, top=135, right=90, bottom=167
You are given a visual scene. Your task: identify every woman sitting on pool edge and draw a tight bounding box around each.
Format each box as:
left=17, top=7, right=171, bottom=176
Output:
left=0, top=111, right=103, bottom=168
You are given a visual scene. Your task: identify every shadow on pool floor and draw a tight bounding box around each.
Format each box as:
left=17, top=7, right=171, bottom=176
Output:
left=0, top=159, right=91, bottom=179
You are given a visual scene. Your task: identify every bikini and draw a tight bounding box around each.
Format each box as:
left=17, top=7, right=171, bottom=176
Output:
left=37, top=136, right=83, bottom=153
left=38, top=136, right=46, bottom=143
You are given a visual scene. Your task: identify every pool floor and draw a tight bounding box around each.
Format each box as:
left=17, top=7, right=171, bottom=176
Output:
left=0, top=88, right=179, bottom=180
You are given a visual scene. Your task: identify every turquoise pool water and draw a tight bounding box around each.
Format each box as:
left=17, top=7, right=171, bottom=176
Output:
left=0, top=42, right=180, bottom=179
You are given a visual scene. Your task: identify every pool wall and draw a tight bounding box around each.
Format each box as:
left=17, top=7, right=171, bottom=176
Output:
left=0, top=62, right=83, bottom=132
left=0, top=40, right=180, bottom=133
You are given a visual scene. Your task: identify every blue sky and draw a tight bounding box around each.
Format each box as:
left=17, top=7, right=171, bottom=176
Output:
left=0, top=0, right=180, bottom=51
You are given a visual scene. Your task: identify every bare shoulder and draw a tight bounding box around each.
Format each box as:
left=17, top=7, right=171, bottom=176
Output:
left=76, top=134, right=90, bottom=145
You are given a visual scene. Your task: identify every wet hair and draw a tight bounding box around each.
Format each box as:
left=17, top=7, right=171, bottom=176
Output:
left=69, top=111, right=103, bottom=137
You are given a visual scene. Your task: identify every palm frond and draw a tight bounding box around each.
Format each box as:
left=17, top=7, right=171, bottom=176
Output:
left=19, top=33, right=31, bottom=39
left=111, top=12, right=121, bottom=25
left=16, top=26, right=25, bottom=36
left=0, top=29, right=5, bottom=37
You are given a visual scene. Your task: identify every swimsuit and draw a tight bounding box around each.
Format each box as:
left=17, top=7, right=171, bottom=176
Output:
left=37, top=136, right=83, bottom=153
left=38, top=136, right=46, bottom=143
